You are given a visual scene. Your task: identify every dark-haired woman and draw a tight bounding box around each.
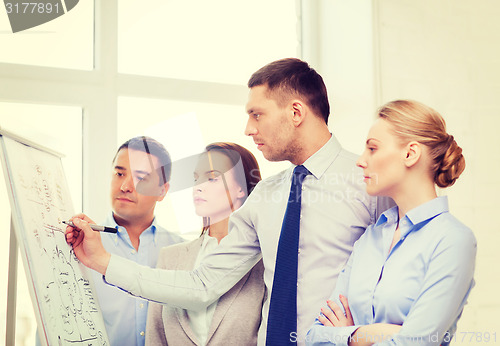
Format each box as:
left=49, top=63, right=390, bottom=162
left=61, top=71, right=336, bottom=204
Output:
left=146, top=142, right=265, bottom=346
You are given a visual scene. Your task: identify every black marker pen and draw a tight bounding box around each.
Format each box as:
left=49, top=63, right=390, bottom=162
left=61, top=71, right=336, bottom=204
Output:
left=62, top=220, right=118, bottom=233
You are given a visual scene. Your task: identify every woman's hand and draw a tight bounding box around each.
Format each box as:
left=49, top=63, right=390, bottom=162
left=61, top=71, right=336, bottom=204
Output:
left=318, top=294, right=354, bottom=327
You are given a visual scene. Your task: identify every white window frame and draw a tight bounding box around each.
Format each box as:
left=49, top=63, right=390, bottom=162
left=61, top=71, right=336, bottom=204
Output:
left=0, top=1, right=307, bottom=342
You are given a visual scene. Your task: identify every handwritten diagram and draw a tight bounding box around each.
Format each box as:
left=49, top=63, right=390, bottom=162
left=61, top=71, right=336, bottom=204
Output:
left=2, top=136, right=108, bottom=345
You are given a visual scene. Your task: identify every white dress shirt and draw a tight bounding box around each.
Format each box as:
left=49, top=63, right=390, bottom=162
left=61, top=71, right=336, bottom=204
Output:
left=105, top=134, right=392, bottom=346
left=187, top=232, right=220, bottom=346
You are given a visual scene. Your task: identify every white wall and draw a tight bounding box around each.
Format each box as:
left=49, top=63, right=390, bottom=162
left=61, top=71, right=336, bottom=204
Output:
left=302, top=0, right=377, bottom=155
left=375, top=0, right=500, bottom=339
left=320, top=0, right=378, bottom=155
left=316, top=0, right=500, bottom=342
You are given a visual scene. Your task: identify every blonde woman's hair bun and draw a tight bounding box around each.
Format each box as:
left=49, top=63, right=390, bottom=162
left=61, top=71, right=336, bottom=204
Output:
left=435, top=135, right=465, bottom=188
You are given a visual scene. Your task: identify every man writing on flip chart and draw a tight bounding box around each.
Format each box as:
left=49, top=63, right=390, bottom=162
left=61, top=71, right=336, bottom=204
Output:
left=65, top=59, right=392, bottom=346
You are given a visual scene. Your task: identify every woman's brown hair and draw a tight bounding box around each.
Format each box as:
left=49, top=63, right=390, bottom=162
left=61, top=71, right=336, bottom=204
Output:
left=200, top=142, right=261, bottom=235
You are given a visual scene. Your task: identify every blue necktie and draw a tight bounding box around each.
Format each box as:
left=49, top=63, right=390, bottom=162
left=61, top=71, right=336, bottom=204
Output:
left=266, top=165, right=310, bottom=345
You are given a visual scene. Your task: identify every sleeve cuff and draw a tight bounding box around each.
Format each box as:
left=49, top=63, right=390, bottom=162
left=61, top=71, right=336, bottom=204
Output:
left=306, top=324, right=360, bottom=346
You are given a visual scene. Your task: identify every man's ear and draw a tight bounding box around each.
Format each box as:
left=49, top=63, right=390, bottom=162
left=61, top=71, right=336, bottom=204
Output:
left=157, top=182, right=170, bottom=201
left=404, top=142, right=422, bottom=168
left=291, top=100, right=306, bottom=127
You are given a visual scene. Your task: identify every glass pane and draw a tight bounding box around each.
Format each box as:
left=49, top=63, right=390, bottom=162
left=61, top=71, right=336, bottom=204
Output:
left=0, top=1, right=94, bottom=70
left=0, top=102, right=82, bottom=344
left=0, top=191, right=9, bottom=343
left=118, top=96, right=288, bottom=239
left=118, top=0, right=300, bottom=84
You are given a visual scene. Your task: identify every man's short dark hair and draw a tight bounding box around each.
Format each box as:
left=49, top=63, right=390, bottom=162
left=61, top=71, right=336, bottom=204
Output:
left=248, top=58, right=330, bottom=124
left=113, top=136, right=172, bottom=184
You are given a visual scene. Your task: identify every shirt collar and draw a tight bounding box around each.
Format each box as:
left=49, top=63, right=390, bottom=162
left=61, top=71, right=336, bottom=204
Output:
left=375, top=196, right=449, bottom=230
left=289, top=133, right=341, bottom=180
left=201, top=231, right=218, bottom=245
left=375, top=206, right=398, bottom=227
left=200, top=231, right=220, bottom=255
left=405, top=195, right=449, bottom=226
left=106, top=212, right=159, bottom=245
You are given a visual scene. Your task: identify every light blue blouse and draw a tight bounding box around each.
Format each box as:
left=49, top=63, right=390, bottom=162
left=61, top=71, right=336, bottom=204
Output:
left=306, top=196, right=476, bottom=346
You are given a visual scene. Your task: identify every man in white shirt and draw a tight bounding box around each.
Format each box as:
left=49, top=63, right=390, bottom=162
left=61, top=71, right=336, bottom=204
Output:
left=62, top=136, right=183, bottom=346
left=66, top=58, right=391, bottom=346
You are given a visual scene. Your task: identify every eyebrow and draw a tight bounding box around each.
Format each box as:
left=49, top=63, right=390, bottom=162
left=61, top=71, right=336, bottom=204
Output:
left=366, top=138, right=380, bottom=145
left=193, top=169, right=221, bottom=176
left=206, top=169, right=223, bottom=175
left=204, top=170, right=222, bottom=179
left=133, top=169, right=151, bottom=175
left=246, top=107, right=262, bottom=115
left=114, top=165, right=127, bottom=171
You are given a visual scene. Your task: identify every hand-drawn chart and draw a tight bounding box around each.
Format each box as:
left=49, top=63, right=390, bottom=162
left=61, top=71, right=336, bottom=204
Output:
left=0, top=134, right=109, bottom=345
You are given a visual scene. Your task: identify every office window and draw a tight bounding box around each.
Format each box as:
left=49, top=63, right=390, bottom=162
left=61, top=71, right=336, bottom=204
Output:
left=118, top=0, right=300, bottom=84
left=118, top=96, right=288, bottom=238
left=0, top=1, right=94, bottom=70
left=1, top=1, right=302, bottom=342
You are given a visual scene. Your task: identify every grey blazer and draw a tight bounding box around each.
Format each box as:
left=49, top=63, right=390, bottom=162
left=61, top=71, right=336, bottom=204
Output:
left=145, top=236, right=266, bottom=346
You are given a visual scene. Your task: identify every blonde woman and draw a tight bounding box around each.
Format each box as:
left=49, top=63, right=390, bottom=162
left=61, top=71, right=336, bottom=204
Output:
left=307, top=100, right=476, bottom=346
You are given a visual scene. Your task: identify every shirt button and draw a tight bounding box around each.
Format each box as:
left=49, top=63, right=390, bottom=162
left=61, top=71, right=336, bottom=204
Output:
left=131, top=249, right=136, bottom=254
left=140, top=331, right=145, bottom=336
left=302, top=185, right=306, bottom=191
left=139, top=303, right=144, bottom=309
left=298, top=248, right=301, bottom=254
